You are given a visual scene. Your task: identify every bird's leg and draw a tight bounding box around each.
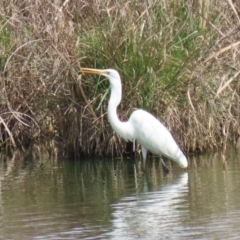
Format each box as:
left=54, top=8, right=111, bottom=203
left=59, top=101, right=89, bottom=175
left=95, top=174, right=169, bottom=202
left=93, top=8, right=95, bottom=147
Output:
left=141, top=145, right=147, bottom=171
left=160, top=155, right=169, bottom=174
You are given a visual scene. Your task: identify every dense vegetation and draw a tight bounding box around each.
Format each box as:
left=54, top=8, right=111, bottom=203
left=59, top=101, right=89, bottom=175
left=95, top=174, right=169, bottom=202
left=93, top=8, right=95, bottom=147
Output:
left=0, top=0, right=239, bottom=158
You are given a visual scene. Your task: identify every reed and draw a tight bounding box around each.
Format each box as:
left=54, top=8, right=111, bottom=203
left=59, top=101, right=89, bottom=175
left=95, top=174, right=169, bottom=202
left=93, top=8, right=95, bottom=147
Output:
left=0, top=0, right=239, bottom=158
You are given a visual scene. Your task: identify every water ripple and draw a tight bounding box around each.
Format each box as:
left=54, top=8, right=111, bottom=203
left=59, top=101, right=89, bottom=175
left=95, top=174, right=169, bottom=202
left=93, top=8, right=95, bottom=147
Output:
left=106, top=172, right=189, bottom=239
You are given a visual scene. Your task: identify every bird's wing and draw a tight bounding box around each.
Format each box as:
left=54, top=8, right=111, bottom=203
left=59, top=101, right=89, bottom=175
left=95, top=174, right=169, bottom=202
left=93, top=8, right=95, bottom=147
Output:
left=129, top=109, right=182, bottom=160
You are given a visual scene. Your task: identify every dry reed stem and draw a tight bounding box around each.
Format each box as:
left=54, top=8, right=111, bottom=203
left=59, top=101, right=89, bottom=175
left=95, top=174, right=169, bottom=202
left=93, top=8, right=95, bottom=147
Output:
left=227, top=0, right=240, bottom=24
left=0, top=116, right=16, bottom=147
left=215, top=70, right=240, bottom=99
left=204, top=41, right=240, bottom=63
left=0, top=0, right=239, bottom=157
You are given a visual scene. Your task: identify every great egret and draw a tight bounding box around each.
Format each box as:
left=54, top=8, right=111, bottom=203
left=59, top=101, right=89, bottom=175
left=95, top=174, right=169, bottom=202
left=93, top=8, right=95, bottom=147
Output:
left=81, top=68, right=188, bottom=170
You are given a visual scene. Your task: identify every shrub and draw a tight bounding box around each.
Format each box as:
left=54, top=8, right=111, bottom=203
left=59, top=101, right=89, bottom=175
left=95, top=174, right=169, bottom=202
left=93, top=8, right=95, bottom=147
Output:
left=0, top=0, right=239, bottom=157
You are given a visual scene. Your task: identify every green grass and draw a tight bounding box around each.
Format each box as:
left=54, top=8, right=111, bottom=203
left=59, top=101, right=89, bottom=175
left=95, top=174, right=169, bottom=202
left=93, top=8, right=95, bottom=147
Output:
left=78, top=0, right=203, bottom=113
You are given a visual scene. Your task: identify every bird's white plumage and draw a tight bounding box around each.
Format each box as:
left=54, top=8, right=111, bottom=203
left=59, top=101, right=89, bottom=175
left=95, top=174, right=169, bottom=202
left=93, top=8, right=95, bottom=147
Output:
left=81, top=68, right=188, bottom=169
left=128, top=109, right=187, bottom=168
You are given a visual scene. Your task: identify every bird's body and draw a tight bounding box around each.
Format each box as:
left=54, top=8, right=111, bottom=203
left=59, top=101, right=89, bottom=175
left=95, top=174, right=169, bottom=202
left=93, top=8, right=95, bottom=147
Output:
left=81, top=68, right=188, bottom=169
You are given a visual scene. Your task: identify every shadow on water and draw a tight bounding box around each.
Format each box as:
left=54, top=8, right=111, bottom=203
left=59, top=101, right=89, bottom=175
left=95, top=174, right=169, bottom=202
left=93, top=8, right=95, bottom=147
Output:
left=0, top=148, right=240, bottom=239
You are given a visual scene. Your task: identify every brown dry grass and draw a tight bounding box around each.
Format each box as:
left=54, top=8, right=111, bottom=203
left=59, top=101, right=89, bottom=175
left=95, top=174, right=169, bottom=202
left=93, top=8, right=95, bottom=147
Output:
left=0, top=0, right=239, bottom=158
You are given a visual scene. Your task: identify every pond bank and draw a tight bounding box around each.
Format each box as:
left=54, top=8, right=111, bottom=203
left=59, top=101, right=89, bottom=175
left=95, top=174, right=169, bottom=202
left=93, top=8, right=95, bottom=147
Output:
left=0, top=1, right=239, bottom=157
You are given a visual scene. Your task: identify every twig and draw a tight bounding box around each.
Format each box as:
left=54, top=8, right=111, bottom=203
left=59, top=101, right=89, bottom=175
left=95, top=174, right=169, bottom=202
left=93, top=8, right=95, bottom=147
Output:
left=187, top=88, right=195, bottom=111
left=54, top=0, right=70, bottom=22
left=215, top=70, right=240, bottom=99
left=227, top=0, right=240, bottom=24
left=0, top=115, right=16, bottom=148
left=3, top=39, right=41, bottom=73
left=204, top=41, right=240, bottom=63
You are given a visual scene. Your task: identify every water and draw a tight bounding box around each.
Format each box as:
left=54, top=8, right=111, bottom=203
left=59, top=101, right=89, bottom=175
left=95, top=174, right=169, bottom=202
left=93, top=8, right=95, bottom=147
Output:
left=0, top=149, right=240, bottom=239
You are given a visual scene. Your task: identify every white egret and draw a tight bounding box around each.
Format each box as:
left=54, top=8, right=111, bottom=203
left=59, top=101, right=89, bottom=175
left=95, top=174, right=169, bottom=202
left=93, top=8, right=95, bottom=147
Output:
left=81, top=68, right=188, bottom=170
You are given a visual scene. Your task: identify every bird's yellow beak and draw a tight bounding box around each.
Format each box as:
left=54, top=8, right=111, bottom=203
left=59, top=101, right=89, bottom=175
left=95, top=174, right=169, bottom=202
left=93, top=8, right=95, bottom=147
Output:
left=81, top=68, right=108, bottom=75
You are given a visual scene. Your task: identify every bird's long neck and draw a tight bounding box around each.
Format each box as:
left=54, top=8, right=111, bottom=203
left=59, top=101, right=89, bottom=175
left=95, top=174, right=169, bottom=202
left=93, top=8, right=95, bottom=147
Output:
left=108, top=101, right=122, bottom=132
left=107, top=83, right=134, bottom=141
left=107, top=86, right=123, bottom=133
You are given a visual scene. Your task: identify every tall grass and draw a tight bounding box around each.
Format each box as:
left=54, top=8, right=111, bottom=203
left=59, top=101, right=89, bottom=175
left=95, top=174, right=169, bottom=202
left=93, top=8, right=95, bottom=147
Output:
left=0, top=0, right=239, bottom=157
